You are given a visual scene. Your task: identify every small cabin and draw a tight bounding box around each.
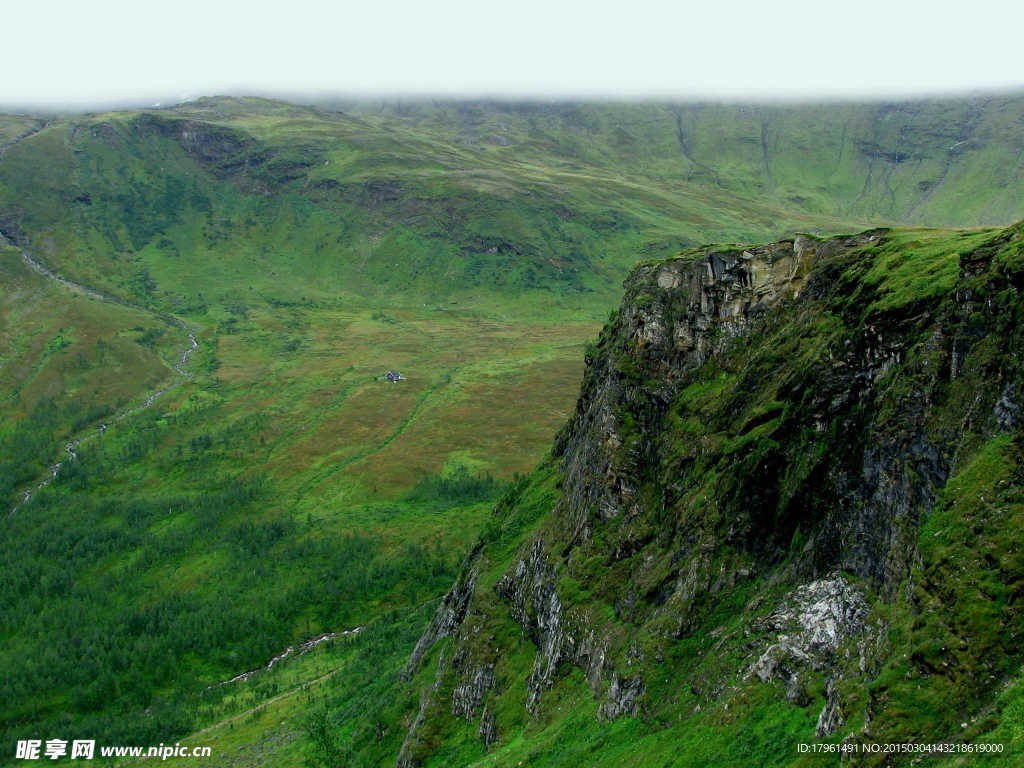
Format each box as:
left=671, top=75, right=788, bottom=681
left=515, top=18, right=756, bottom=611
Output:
left=384, top=371, right=405, bottom=382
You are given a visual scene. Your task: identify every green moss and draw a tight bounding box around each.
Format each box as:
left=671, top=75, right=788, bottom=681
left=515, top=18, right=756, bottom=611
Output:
left=860, top=229, right=998, bottom=312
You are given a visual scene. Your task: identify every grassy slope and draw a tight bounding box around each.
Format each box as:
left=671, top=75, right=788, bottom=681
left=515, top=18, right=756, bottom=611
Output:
left=1, top=96, right=1024, bottom=765
left=7, top=95, right=1024, bottom=318
left=0, top=293, right=592, bottom=757
left=336, top=96, right=1024, bottom=226
left=0, top=247, right=178, bottom=415
left=287, top=223, right=1024, bottom=768
left=0, top=98, right=874, bottom=314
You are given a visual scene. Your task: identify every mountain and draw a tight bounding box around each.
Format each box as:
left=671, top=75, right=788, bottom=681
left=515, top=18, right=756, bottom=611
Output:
left=3, top=94, right=1024, bottom=320
left=2, top=95, right=1024, bottom=765
left=327, top=222, right=1024, bottom=767
left=336, top=95, right=1024, bottom=227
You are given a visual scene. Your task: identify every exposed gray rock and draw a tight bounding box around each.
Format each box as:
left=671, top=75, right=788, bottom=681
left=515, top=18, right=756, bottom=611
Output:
left=494, top=538, right=620, bottom=716
left=816, top=676, right=843, bottom=738
left=995, top=382, right=1020, bottom=432
left=451, top=663, right=495, bottom=722
left=401, top=543, right=483, bottom=682
left=747, top=576, right=869, bottom=683
left=478, top=704, right=498, bottom=748
left=495, top=539, right=565, bottom=713
left=746, top=577, right=873, bottom=735
left=598, top=674, right=645, bottom=721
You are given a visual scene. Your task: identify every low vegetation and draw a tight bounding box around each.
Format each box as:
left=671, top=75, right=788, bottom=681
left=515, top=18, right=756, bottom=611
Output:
left=2, top=95, right=1024, bottom=766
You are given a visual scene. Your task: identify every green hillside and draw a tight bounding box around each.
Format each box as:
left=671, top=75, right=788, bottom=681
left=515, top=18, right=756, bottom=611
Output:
left=4, top=95, right=1024, bottom=324
left=302, top=223, right=1024, bottom=768
left=1, top=95, right=1024, bottom=766
left=337, top=96, right=1024, bottom=226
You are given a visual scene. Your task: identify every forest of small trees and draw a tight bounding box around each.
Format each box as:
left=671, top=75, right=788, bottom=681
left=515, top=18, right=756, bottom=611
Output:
left=0, top=396, right=458, bottom=753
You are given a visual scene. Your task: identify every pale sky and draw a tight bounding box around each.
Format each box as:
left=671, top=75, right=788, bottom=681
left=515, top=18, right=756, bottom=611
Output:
left=4, top=0, right=1024, bottom=109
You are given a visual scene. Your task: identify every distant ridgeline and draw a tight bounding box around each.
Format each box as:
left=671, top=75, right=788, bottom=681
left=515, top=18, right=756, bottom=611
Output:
left=1, top=95, right=1024, bottom=315
left=325, top=222, right=1024, bottom=766
left=4, top=95, right=1024, bottom=766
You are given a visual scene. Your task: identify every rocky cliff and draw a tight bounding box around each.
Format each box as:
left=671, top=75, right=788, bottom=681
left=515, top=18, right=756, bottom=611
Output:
left=393, top=222, right=1024, bottom=766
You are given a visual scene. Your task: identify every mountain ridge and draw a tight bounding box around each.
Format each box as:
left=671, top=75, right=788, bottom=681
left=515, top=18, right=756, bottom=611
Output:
left=3, top=94, right=1024, bottom=325
left=4, top=96, right=1024, bottom=766
left=376, top=221, right=1024, bottom=767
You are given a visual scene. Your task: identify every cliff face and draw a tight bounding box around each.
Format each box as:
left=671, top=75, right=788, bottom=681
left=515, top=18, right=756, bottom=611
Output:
left=552, top=229, right=950, bottom=600
left=553, top=235, right=821, bottom=548
left=394, top=222, right=1024, bottom=766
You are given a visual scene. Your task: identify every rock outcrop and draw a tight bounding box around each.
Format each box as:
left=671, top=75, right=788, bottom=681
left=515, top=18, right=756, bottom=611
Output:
left=394, top=222, right=1024, bottom=765
left=401, top=543, right=484, bottom=682
left=552, top=236, right=830, bottom=544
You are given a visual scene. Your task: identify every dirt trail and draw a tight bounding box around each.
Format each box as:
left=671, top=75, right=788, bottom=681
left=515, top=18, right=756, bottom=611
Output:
left=11, top=250, right=199, bottom=512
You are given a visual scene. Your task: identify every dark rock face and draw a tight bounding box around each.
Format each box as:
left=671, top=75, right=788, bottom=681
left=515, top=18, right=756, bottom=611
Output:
left=395, top=224, right=1024, bottom=765
left=134, top=114, right=259, bottom=180
left=995, top=382, right=1020, bottom=432
left=133, top=113, right=325, bottom=192
left=401, top=543, right=483, bottom=682
left=831, top=433, right=947, bottom=594
left=0, top=210, right=26, bottom=247
left=553, top=235, right=827, bottom=546
left=549, top=226, right=1013, bottom=605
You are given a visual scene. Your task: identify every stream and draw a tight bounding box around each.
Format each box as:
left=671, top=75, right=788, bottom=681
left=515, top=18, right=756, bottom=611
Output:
left=11, top=251, right=199, bottom=512
left=215, top=627, right=364, bottom=687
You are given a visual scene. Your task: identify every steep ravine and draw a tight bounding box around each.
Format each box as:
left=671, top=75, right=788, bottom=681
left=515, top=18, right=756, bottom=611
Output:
left=389, top=222, right=1024, bottom=766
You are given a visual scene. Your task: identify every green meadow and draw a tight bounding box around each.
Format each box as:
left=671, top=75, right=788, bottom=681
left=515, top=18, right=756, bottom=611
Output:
left=2, top=94, right=1024, bottom=765
left=0, top=239, right=597, bottom=764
